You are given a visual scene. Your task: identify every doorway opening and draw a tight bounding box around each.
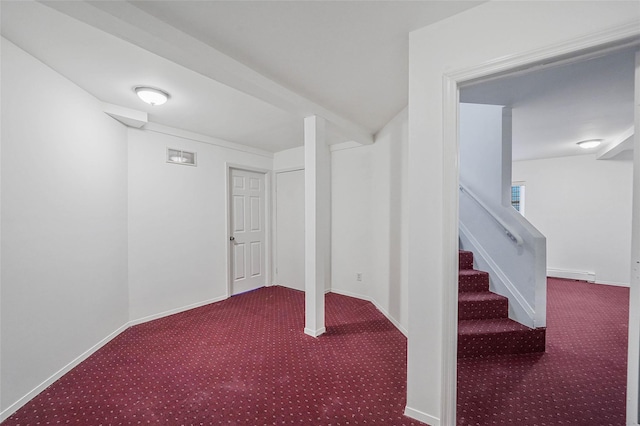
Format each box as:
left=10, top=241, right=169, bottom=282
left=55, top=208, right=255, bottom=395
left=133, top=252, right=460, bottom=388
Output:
left=454, top=43, right=639, bottom=424
left=227, top=165, right=270, bottom=296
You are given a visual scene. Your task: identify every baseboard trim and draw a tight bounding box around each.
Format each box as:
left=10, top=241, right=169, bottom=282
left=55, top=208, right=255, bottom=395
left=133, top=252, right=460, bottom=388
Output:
left=370, top=299, right=408, bottom=337
left=129, top=295, right=228, bottom=326
left=594, top=280, right=629, bottom=287
left=0, top=323, right=129, bottom=422
left=304, top=327, right=326, bottom=337
left=404, top=405, right=439, bottom=425
left=548, top=268, right=595, bottom=282
left=330, top=288, right=408, bottom=337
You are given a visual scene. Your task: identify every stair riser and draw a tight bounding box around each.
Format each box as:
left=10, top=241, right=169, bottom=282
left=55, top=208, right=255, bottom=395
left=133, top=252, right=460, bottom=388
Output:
left=459, top=300, right=508, bottom=320
left=459, top=280, right=489, bottom=293
left=459, top=271, right=489, bottom=293
left=458, top=329, right=546, bottom=357
left=459, top=251, right=474, bottom=270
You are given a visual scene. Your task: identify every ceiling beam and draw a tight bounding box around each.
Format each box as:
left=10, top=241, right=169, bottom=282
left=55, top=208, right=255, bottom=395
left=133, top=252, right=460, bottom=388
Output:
left=597, top=126, right=634, bottom=160
left=41, top=1, right=374, bottom=146
left=102, top=103, right=147, bottom=128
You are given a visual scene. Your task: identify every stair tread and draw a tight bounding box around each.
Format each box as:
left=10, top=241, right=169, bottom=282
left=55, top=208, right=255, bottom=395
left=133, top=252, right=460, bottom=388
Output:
left=458, top=318, right=540, bottom=335
left=458, top=291, right=507, bottom=303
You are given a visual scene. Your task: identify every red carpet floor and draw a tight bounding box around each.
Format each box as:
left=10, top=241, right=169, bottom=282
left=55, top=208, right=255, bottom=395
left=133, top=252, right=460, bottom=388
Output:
left=457, top=278, right=629, bottom=425
left=2, top=287, right=424, bottom=425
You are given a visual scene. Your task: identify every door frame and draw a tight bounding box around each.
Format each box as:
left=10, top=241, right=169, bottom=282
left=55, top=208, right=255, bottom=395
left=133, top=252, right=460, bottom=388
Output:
left=272, top=167, right=305, bottom=289
left=225, top=163, right=272, bottom=298
left=439, top=28, right=640, bottom=425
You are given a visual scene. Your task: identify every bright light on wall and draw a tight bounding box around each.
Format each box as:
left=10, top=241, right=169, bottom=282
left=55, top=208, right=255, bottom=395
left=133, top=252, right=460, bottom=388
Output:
left=576, top=139, right=602, bottom=149
left=134, top=86, right=170, bottom=106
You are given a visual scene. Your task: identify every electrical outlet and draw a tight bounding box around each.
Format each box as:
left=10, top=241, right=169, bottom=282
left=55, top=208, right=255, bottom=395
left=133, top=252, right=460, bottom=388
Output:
left=356, top=272, right=363, bottom=281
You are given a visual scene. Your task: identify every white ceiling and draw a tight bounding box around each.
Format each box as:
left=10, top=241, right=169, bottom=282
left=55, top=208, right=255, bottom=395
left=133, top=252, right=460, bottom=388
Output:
left=461, top=47, right=637, bottom=161
left=0, top=0, right=483, bottom=153
left=1, top=1, right=635, bottom=160
left=128, top=0, right=482, bottom=133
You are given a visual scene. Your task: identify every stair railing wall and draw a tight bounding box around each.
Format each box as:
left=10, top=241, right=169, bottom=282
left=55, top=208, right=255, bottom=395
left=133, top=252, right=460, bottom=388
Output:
left=459, top=185, right=547, bottom=328
left=459, top=102, right=546, bottom=329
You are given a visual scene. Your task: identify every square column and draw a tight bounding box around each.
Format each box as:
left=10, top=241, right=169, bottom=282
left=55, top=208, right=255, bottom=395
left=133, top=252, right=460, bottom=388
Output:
left=304, top=115, right=330, bottom=337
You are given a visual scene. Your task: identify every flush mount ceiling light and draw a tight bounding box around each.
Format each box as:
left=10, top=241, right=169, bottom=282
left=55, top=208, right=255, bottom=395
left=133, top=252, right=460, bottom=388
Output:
left=134, top=86, right=170, bottom=106
left=576, top=139, right=602, bottom=149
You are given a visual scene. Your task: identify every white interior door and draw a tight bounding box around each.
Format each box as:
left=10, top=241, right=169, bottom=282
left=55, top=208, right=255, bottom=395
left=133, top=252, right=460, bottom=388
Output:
left=230, top=168, right=266, bottom=295
left=276, top=169, right=305, bottom=291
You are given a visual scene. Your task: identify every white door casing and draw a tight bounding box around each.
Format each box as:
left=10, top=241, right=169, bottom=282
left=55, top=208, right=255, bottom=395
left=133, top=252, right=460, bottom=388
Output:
left=275, top=169, right=305, bottom=291
left=627, top=48, right=640, bottom=425
left=229, top=168, right=266, bottom=295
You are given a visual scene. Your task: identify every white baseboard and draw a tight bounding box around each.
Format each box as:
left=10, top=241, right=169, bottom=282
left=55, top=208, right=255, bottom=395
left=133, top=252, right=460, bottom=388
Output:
left=370, top=299, right=408, bottom=337
left=330, top=288, right=408, bottom=337
left=330, top=287, right=368, bottom=300
left=548, top=268, right=595, bottom=282
left=594, top=280, right=630, bottom=288
left=304, top=327, right=326, bottom=337
left=129, top=295, right=228, bottom=326
left=0, top=323, right=129, bottom=422
left=404, top=406, right=440, bottom=425
left=548, top=269, right=630, bottom=287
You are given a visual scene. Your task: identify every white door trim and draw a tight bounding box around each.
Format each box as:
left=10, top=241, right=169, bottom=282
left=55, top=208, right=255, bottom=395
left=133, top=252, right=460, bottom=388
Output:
left=629, top=50, right=640, bottom=426
left=225, top=163, right=272, bottom=298
left=439, top=24, right=640, bottom=426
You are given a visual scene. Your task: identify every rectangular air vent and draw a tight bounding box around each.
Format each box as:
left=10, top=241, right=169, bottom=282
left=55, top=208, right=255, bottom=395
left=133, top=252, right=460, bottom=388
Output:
left=167, top=148, right=196, bottom=166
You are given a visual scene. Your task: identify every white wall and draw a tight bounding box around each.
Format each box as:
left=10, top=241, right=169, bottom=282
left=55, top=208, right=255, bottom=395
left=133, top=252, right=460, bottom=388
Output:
left=513, top=154, right=633, bottom=286
left=408, top=2, right=639, bottom=424
left=273, top=146, right=304, bottom=290
left=331, top=108, right=409, bottom=333
left=1, top=39, right=129, bottom=414
left=370, top=109, right=409, bottom=333
left=273, top=146, right=304, bottom=171
left=331, top=144, right=373, bottom=298
left=127, top=128, right=272, bottom=322
left=460, top=103, right=510, bottom=206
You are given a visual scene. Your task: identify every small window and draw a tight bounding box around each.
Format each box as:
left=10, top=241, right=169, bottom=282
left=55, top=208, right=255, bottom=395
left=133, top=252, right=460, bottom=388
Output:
left=511, top=184, right=525, bottom=216
left=167, top=148, right=196, bottom=166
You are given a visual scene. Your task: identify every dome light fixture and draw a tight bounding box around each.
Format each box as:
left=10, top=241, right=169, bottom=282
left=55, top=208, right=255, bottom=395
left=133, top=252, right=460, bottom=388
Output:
left=576, top=139, right=602, bottom=149
left=134, top=86, right=170, bottom=106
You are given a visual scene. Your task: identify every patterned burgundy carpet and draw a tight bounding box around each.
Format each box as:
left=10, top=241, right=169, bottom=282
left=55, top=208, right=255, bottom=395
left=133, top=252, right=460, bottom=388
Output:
left=2, top=287, right=424, bottom=425
left=457, top=278, right=629, bottom=425
left=3, top=280, right=629, bottom=425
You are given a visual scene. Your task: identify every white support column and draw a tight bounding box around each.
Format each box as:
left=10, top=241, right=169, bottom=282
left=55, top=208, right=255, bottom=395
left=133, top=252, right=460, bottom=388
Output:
left=304, top=115, right=329, bottom=337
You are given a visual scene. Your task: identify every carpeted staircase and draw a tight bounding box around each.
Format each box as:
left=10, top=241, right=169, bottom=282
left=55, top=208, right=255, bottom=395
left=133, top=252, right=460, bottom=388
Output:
left=458, top=250, right=545, bottom=357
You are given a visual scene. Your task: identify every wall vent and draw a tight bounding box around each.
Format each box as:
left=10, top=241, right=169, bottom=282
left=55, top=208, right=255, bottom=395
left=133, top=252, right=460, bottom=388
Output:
left=167, top=148, right=196, bottom=166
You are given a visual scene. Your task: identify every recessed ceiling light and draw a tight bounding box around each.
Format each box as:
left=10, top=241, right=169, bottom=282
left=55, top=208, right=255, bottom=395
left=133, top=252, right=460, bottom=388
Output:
left=134, top=86, right=170, bottom=106
left=576, top=139, right=602, bottom=149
